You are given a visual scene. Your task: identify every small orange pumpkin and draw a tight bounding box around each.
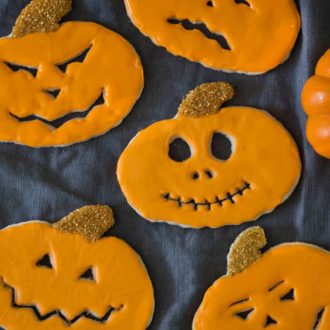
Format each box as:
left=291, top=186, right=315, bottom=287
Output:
left=301, top=49, right=330, bottom=159
left=193, top=227, right=330, bottom=330
left=0, top=1, right=144, bottom=147
left=0, top=206, right=155, bottom=329
left=117, top=82, right=301, bottom=228
left=125, top=0, right=300, bottom=74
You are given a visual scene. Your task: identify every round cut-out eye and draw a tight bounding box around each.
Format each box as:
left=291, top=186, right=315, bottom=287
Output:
left=211, top=132, right=232, bottom=160
left=169, top=138, right=191, bottom=162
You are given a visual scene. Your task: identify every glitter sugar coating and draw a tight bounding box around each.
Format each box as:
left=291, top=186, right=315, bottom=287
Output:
left=227, top=226, right=267, bottom=275
left=178, top=82, right=235, bottom=118
left=54, top=205, right=115, bottom=242
left=12, top=0, right=72, bottom=38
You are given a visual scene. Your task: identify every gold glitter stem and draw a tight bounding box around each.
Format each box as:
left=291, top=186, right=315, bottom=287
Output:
left=177, top=82, right=235, bottom=118
left=227, top=226, right=267, bottom=276
left=12, top=0, right=72, bottom=38
left=53, top=205, right=115, bottom=243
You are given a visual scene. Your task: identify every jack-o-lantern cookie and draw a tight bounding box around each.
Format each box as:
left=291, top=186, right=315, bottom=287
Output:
left=0, top=205, right=154, bottom=330
left=117, top=82, right=301, bottom=229
left=0, top=0, right=144, bottom=147
left=193, top=227, right=330, bottom=330
left=125, top=0, right=300, bottom=74
left=302, top=49, right=330, bottom=159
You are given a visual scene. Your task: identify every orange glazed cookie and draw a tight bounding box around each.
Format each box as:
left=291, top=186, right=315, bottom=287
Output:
left=302, top=49, right=330, bottom=159
left=0, top=206, right=155, bottom=330
left=193, top=227, right=330, bottom=330
left=0, top=0, right=144, bottom=147
left=117, top=82, right=301, bottom=229
left=124, top=0, right=300, bottom=74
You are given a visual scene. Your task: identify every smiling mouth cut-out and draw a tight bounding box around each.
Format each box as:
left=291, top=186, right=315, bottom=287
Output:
left=3, top=281, right=123, bottom=326
left=162, top=182, right=251, bottom=211
left=167, top=18, right=231, bottom=50
left=9, top=90, right=105, bottom=129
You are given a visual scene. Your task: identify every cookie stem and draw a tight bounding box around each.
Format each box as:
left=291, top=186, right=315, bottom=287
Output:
left=227, top=226, right=267, bottom=275
left=177, top=82, right=235, bottom=117
left=12, top=0, right=72, bottom=38
left=53, top=205, right=115, bottom=242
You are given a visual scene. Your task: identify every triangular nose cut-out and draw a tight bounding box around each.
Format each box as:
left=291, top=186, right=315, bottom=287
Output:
left=79, top=267, right=96, bottom=282
left=35, top=254, right=53, bottom=269
left=235, top=308, right=254, bottom=320
left=265, top=315, right=277, bottom=327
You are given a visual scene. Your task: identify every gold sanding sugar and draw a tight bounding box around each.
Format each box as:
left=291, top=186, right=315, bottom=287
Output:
left=227, top=226, right=267, bottom=276
left=178, top=82, right=235, bottom=117
left=54, top=205, right=115, bottom=242
left=12, top=0, right=72, bottom=38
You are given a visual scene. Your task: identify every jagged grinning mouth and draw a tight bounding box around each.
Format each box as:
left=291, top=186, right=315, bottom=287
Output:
left=167, top=18, right=231, bottom=50
left=9, top=90, right=105, bottom=129
left=3, top=281, right=123, bottom=326
left=162, top=182, right=251, bottom=211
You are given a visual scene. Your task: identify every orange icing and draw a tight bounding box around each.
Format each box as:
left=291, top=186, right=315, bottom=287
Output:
left=117, top=107, right=301, bottom=228
left=0, top=21, right=144, bottom=147
left=124, top=0, right=300, bottom=74
left=302, top=49, right=330, bottom=159
left=0, top=222, right=154, bottom=329
left=193, top=244, right=330, bottom=330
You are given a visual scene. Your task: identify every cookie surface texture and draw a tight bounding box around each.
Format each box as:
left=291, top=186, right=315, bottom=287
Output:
left=125, top=0, right=300, bottom=74
left=117, top=82, right=301, bottom=229
left=0, top=21, right=143, bottom=147
left=302, top=49, right=330, bottom=159
left=193, top=227, right=330, bottom=330
left=0, top=206, right=155, bottom=329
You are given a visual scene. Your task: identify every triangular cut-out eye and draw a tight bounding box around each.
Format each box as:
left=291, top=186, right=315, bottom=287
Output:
left=79, top=268, right=95, bottom=282
left=265, top=315, right=277, bottom=327
left=5, top=62, right=38, bottom=77
left=236, top=308, right=254, bottom=320
left=280, top=288, right=295, bottom=301
left=36, top=254, right=53, bottom=269
left=44, top=88, right=61, bottom=99
left=57, top=46, right=92, bottom=73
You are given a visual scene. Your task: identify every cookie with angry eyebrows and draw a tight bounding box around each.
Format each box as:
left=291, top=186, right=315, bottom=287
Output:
left=117, top=82, right=301, bottom=229
left=0, top=0, right=144, bottom=147
left=125, top=0, right=300, bottom=74
left=0, top=205, right=154, bottom=329
left=193, top=227, right=330, bottom=330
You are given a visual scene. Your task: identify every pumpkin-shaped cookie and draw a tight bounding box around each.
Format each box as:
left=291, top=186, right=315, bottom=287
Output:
left=117, top=82, right=301, bottom=229
left=301, top=49, right=330, bottom=159
left=193, top=227, right=330, bottom=330
left=0, top=0, right=144, bottom=147
left=0, top=205, right=154, bottom=330
left=125, top=0, right=300, bottom=74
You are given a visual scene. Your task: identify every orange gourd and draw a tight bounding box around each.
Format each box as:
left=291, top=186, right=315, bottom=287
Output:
left=125, top=0, right=300, bottom=74
left=0, top=1, right=143, bottom=147
left=193, top=227, right=330, bottom=330
left=301, top=49, right=330, bottom=159
left=0, top=206, right=155, bottom=330
left=117, top=82, right=301, bottom=229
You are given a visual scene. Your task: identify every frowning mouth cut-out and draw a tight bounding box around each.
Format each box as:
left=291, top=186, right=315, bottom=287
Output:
left=167, top=18, right=231, bottom=50
left=10, top=90, right=105, bottom=129
left=3, top=281, right=123, bottom=326
left=162, top=181, right=250, bottom=211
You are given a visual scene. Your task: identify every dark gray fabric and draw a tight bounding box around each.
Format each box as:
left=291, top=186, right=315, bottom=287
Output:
left=0, top=0, right=329, bottom=329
